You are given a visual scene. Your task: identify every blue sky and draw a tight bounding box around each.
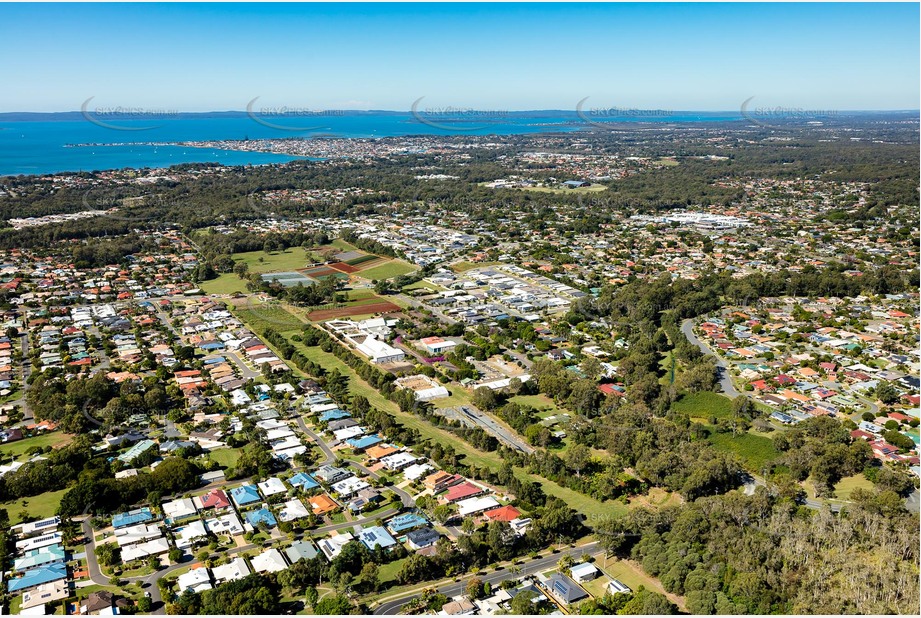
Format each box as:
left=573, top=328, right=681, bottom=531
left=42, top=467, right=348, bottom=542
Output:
left=1, top=2, right=918, bottom=112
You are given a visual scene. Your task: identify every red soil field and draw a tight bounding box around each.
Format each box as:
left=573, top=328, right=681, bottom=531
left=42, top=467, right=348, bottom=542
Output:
left=329, top=262, right=359, bottom=273
left=308, top=300, right=401, bottom=321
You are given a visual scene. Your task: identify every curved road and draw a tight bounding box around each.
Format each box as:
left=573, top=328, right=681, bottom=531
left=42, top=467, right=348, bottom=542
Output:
left=372, top=541, right=600, bottom=615
left=680, top=318, right=739, bottom=398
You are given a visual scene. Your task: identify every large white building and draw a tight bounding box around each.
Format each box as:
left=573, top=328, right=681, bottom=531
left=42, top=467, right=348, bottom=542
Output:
left=354, top=335, right=405, bottom=364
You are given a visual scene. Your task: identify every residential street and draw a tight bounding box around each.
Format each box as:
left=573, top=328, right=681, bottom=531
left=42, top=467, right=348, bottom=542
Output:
left=680, top=318, right=740, bottom=398
left=371, top=541, right=601, bottom=614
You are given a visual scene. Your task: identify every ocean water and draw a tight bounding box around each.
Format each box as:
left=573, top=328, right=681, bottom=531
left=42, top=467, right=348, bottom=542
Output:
left=0, top=112, right=740, bottom=177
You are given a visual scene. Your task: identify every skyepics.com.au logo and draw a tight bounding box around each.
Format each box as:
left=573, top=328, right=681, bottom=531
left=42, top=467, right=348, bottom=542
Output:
left=80, top=191, right=194, bottom=225
left=81, top=97, right=179, bottom=131
left=410, top=97, right=509, bottom=132
left=740, top=97, right=839, bottom=130
left=246, top=97, right=345, bottom=132
left=576, top=97, right=674, bottom=130
left=77, top=191, right=281, bottom=225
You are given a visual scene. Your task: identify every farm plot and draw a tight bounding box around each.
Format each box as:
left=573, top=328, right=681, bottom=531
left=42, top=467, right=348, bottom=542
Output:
left=308, top=300, right=401, bottom=321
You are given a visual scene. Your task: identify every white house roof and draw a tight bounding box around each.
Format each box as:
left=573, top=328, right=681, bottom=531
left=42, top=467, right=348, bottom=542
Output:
left=250, top=548, right=288, bottom=573
left=456, top=496, right=500, bottom=517
left=212, top=557, right=251, bottom=584
left=162, top=498, right=198, bottom=521
left=277, top=498, right=311, bottom=522
left=177, top=567, right=212, bottom=594
left=257, top=477, right=288, bottom=497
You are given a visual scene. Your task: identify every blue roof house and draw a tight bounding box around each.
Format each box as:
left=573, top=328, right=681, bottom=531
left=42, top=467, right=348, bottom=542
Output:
left=112, top=507, right=156, bottom=529
left=230, top=484, right=261, bottom=507
left=288, top=472, right=320, bottom=492
left=358, top=526, right=397, bottom=550
left=386, top=513, right=428, bottom=534
left=245, top=508, right=278, bottom=528
left=346, top=435, right=383, bottom=451
left=7, top=562, right=68, bottom=593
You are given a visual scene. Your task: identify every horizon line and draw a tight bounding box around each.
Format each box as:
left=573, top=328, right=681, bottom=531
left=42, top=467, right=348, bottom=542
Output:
left=2, top=108, right=919, bottom=115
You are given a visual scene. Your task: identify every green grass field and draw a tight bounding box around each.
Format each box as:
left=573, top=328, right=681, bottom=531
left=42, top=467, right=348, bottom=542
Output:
left=209, top=447, right=243, bottom=469
left=229, top=299, right=305, bottom=332
left=517, top=470, right=626, bottom=521
left=378, top=557, right=410, bottom=584
left=200, top=273, right=249, bottom=295
left=450, top=260, right=501, bottom=273
left=358, top=260, right=418, bottom=281
left=511, top=394, right=563, bottom=417
left=402, top=280, right=446, bottom=293
left=329, top=238, right=360, bottom=252
left=833, top=474, right=875, bottom=500
left=706, top=429, right=779, bottom=470
left=0, top=431, right=72, bottom=461
left=233, top=247, right=320, bottom=274
left=434, top=385, right=474, bottom=408
left=1, top=488, right=70, bottom=524
left=672, top=392, right=733, bottom=420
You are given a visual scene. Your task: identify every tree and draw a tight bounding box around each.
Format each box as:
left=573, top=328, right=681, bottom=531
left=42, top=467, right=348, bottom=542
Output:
left=466, top=577, right=484, bottom=600
left=875, top=382, right=900, bottom=405
left=314, top=595, right=353, bottom=615
left=358, top=562, right=379, bottom=593
left=472, top=387, right=498, bottom=411
left=510, top=590, right=538, bottom=614
left=95, top=542, right=120, bottom=567
left=565, top=443, right=592, bottom=477
left=620, top=588, right=678, bottom=614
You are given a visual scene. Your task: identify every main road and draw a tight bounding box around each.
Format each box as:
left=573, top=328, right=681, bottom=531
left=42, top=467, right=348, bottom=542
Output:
left=372, top=541, right=600, bottom=615
left=680, top=318, right=739, bottom=398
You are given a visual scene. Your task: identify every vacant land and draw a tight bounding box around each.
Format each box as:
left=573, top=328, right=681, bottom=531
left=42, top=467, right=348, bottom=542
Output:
left=0, top=431, right=72, bottom=460
left=449, top=260, right=501, bottom=273
left=209, top=447, right=243, bottom=469
left=233, top=247, right=320, bottom=273
left=1, top=487, right=69, bottom=524
left=229, top=299, right=305, bottom=332
left=707, top=429, right=779, bottom=470
left=672, top=391, right=733, bottom=420
left=511, top=394, right=563, bottom=416
left=199, top=273, right=248, bottom=295
left=598, top=559, right=687, bottom=611
left=328, top=238, right=360, bottom=252
left=358, top=260, right=418, bottom=281
left=832, top=474, right=875, bottom=500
